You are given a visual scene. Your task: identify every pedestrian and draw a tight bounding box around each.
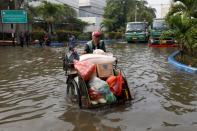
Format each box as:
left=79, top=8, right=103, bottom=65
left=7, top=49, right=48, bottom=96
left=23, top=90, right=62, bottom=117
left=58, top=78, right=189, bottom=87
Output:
left=11, top=31, right=15, bottom=47
left=44, top=33, right=50, bottom=46
left=68, top=34, right=76, bottom=48
left=83, top=31, right=106, bottom=54
left=67, top=46, right=79, bottom=63
left=24, top=31, right=30, bottom=47
left=19, top=32, right=24, bottom=47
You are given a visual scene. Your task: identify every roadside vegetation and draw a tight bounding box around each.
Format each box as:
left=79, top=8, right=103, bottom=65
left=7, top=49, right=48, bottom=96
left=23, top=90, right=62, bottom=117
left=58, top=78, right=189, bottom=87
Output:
left=31, top=1, right=88, bottom=42
left=102, top=0, right=156, bottom=38
left=0, top=0, right=88, bottom=42
left=165, top=0, right=197, bottom=67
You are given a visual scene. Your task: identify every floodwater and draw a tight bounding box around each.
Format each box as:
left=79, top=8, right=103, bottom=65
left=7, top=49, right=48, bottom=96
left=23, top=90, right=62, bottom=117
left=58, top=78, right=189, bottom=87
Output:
left=0, top=43, right=197, bottom=131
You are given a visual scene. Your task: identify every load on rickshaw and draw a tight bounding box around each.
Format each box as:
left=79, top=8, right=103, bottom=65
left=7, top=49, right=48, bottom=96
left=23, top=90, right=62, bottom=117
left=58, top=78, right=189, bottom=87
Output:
left=63, top=48, right=134, bottom=109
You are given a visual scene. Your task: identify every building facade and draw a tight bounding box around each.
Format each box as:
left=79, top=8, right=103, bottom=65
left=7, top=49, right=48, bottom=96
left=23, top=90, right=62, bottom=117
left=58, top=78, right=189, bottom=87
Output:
left=161, top=4, right=170, bottom=18
left=79, top=0, right=106, bottom=32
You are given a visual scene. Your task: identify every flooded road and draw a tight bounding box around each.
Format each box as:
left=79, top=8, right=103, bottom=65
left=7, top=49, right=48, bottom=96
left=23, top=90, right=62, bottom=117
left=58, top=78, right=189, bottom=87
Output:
left=0, top=44, right=197, bottom=131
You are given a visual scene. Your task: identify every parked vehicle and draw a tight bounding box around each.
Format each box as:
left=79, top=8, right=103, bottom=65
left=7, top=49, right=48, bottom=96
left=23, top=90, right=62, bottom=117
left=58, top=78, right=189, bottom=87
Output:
left=149, top=18, right=174, bottom=45
left=125, top=22, right=149, bottom=43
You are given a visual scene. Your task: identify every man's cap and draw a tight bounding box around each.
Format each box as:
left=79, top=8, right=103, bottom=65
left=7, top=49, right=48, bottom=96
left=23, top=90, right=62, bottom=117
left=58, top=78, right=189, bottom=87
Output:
left=92, top=31, right=102, bottom=37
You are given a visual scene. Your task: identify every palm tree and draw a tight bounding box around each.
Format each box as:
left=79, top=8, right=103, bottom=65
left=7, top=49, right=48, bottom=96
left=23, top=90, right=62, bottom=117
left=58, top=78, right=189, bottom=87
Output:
left=166, top=0, right=197, bottom=56
left=35, top=1, right=76, bottom=34
left=170, top=0, right=197, bottom=18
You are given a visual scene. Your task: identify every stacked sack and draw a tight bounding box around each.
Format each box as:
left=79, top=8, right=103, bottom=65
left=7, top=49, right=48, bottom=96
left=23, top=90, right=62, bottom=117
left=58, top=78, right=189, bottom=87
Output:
left=88, top=76, right=116, bottom=105
left=74, top=50, right=124, bottom=105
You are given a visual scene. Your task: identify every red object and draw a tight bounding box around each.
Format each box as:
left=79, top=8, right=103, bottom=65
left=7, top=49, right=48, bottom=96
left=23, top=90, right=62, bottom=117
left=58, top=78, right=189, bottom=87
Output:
left=44, top=34, right=49, bottom=41
left=74, top=60, right=96, bottom=81
left=92, top=31, right=102, bottom=37
left=88, top=88, right=102, bottom=100
left=106, top=71, right=123, bottom=96
left=148, top=44, right=178, bottom=47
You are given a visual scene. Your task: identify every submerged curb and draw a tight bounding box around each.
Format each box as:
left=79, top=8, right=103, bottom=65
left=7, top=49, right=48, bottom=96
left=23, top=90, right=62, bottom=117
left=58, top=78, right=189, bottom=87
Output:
left=168, top=51, right=197, bottom=74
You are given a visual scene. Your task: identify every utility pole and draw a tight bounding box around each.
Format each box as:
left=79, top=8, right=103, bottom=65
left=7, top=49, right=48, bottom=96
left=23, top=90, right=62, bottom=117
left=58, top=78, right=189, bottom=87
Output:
left=9, top=0, right=15, bottom=45
left=14, top=0, right=20, bottom=45
left=122, top=0, right=126, bottom=28
left=135, top=5, right=137, bottom=22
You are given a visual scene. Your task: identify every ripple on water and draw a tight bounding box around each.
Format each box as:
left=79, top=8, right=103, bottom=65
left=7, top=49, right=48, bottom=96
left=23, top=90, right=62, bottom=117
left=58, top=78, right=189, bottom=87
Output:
left=0, top=45, right=197, bottom=131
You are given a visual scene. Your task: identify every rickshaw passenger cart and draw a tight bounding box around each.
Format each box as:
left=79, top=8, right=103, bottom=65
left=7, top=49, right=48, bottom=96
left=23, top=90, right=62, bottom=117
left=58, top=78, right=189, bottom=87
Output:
left=63, top=54, right=133, bottom=109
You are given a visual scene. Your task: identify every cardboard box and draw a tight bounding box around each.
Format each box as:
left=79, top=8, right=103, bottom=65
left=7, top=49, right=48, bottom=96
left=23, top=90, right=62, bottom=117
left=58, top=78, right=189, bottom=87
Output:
left=96, top=63, right=113, bottom=78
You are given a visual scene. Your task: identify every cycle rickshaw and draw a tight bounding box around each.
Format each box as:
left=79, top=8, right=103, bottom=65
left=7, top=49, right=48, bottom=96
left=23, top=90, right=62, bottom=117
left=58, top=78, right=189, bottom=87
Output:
left=63, top=51, right=134, bottom=109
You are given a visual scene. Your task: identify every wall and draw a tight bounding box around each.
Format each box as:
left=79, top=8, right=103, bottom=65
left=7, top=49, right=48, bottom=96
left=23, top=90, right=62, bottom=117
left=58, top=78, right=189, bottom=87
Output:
left=79, top=17, right=103, bottom=32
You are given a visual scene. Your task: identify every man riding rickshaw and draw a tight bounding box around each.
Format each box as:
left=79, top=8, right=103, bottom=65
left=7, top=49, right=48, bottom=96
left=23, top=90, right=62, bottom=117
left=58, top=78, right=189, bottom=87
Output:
left=63, top=31, right=133, bottom=108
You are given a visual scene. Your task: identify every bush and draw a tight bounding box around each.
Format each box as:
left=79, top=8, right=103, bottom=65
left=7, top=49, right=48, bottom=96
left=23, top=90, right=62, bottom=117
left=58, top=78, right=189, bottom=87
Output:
left=104, top=32, right=123, bottom=39
left=31, top=30, right=45, bottom=41
left=77, top=33, right=91, bottom=41
left=56, top=30, right=80, bottom=42
left=0, top=33, right=12, bottom=40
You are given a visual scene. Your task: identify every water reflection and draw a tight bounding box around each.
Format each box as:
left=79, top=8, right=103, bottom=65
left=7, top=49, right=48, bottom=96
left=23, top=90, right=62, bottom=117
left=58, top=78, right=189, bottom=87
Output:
left=60, top=107, right=122, bottom=131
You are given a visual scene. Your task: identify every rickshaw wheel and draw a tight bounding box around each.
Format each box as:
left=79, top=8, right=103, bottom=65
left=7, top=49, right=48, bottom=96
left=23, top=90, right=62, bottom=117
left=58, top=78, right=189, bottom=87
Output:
left=67, top=79, right=82, bottom=108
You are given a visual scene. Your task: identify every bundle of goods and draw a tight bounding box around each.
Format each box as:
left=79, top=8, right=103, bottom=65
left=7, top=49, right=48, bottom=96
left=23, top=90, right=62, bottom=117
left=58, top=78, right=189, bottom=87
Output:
left=73, top=50, right=128, bottom=106
left=74, top=60, right=96, bottom=81
left=88, top=76, right=116, bottom=105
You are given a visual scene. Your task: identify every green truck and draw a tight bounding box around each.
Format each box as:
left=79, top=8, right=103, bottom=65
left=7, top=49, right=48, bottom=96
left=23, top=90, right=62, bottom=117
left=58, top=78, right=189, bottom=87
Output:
left=125, top=22, right=149, bottom=43
left=149, top=18, right=174, bottom=44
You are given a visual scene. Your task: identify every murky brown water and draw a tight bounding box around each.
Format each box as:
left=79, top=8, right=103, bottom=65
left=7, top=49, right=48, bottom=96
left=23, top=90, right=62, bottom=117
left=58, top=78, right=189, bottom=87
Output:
left=0, top=44, right=197, bottom=131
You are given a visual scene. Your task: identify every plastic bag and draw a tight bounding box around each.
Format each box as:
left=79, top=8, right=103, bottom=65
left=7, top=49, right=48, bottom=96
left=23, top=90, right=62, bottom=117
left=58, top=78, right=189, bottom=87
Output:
left=74, top=60, right=96, bottom=81
left=88, top=76, right=116, bottom=103
left=106, top=71, right=124, bottom=96
left=88, top=76, right=110, bottom=95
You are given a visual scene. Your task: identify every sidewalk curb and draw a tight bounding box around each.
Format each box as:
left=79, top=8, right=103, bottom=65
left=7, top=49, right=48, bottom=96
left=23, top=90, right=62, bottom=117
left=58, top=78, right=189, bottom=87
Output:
left=168, top=51, right=197, bottom=74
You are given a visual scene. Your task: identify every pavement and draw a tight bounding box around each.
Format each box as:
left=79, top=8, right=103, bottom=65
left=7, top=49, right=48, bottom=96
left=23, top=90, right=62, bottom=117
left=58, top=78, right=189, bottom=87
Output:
left=0, top=40, right=17, bottom=46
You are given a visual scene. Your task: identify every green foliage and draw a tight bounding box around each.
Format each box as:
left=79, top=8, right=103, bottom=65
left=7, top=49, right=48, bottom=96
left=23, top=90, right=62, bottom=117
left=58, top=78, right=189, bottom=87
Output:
left=166, top=0, right=197, bottom=55
left=34, top=1, right=77, bottom=34
left=36, top=1, right=76, bottom=24
left=104, top=32, right=123, bottom=39
left=103, top=0, right=156, bottom=32
left=64, top=18, right=88, bottom=32
left=127, top=1, right=156, bottom=24
left=160, top=29, right=176, bottom=40
left=0, top=0, right=9, bottom=10
left=55, top=30, right=80, bottom=42
left=31, top=30, right=45, bottom=41
left=77, top=33, right=91, bottom=41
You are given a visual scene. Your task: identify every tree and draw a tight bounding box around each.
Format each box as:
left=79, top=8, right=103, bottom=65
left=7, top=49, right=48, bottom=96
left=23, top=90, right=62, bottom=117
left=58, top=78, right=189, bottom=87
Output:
left=103, top=0, right=131, bottom=32
left=102, top=0, right=156, bottom=32
left=165, top=0, right=197, bottom=56
left=35, top=1, right=76, bottom=34
left=0, top=0, right=9, bottom=10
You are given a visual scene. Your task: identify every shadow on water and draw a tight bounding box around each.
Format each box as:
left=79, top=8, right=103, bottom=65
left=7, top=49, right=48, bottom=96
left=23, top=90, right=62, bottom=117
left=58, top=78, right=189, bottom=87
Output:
left=0, top=44, right=197, bottom=131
